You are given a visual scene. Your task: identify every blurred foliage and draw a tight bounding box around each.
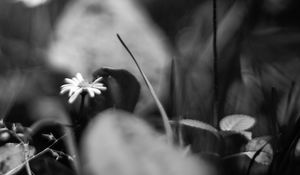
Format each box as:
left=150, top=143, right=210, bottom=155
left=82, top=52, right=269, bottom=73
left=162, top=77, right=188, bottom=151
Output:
left=0, top=0, right=300, bottom=175
left=81, top=110, right=204, bottom=175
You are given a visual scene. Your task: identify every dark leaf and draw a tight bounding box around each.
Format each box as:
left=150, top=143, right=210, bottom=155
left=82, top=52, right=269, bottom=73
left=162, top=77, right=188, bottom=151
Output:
left=222, top=153, right=269, bottom=175
left=91, top=67, right=140, bottom=113
left=30, top=157, right=74, bottom=175
left=220, top=131, right=250, bottom=156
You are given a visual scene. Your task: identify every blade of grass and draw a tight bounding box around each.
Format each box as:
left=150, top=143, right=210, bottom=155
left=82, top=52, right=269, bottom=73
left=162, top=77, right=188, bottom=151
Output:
left=212, top=0, right=219, bottom=128
left=116, top=34, right=173, bottom=143
left=284, top=81, right=296, bottom=120
left=170, top=59, right=176, bottom=120
left=275, top=115, right=300, bottom=175
left=271, top=87, right=280, bottom=134
left=170, top=59, right=184, bottom=146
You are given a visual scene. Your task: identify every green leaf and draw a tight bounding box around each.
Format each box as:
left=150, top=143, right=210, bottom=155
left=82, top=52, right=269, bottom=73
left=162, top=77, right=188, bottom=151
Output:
left=178, top=119, right=218, bottom=135
left=220, top=130, right=253, bottom=140
left=244, top=136, right=273, bottom=165
left=219, top=114, right=256, bottom=131
left=0, top=143, right=35, bottom=175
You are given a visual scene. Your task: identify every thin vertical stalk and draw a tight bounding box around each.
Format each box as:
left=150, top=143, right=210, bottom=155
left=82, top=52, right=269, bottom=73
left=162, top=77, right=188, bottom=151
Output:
left=170, top=59, right=184, bottom=146
left=213, top=0, right=219, bottom=127
left=116, top=34, right=173, bottom=143
left=78, top=93, right=86, bottom=126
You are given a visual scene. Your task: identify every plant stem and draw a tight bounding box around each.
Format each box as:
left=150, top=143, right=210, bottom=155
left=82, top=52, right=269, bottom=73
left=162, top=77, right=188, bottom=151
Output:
left=24, top=143, right=33, bottom=175
left=78, top=93, right=86, bottom=126
left=5, top=135, right=67, bottom=175
left=213, top=0, right=219, bottom=128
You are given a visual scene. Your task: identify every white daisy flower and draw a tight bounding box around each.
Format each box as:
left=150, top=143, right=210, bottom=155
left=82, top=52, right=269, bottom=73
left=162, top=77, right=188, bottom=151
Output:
left=60, top=73, right=107, bottom=104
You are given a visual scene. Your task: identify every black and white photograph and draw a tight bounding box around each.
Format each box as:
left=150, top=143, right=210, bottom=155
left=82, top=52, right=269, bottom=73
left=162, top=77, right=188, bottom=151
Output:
left=0, top=0, right=300, bottom=175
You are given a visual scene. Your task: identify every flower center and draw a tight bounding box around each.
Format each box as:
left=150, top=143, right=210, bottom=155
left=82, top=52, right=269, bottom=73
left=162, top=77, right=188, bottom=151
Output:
left=78, top=81, right=90, bottom=88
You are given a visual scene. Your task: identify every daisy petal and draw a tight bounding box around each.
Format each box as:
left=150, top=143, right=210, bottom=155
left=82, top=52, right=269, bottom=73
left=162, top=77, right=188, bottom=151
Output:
left=68, top=87, right=79, bottom=96
left=68, top=94, right=78, bottom=104
left=60, top=86, right=77, bottom=95
left=61, top=86, right=74, bottom=91
left=90, top=88, right=101, bottom=94
left=68, top=88, right=83, bottom=103
left=65, top=78, right=76, bottom=84
left=61, top=84, right=74, bottom=88
left=72, top=77, right=80, bottom=84
left=76, top=73, right=84, bottom=82
left=93, top=77, right=103, bottom=83
left=93, top=83, right=105, bottom=87
left=60, top=88, right=70, bottom=94
left=68, top=90, right=74, bottom=97
left=97, top=86, right=107, bottom=91
left=87, top=88, right=95, bottom=98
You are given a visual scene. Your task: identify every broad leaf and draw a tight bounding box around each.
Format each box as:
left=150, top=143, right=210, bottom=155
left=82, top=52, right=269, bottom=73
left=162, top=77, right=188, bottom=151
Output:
left=219, top=114, right=256, bottom=131
left=0, top=143, right=35, bottom=175
left=240, top=131, right=253, bottom=140
left=81, top=110, right=202, bottom=175
left=244, top=152, right=272, bottom=166
left=220, top=130, right=253, bottom=140
left=178, top=119, right=218, bottom=135
left=244, top=136, right=273, bottom=165
left=91, top=68, right=141, bottom=112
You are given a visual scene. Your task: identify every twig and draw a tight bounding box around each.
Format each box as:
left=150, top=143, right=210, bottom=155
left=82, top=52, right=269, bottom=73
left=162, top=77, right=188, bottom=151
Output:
left=30, top=119, right=80, bottom=175
left=24, top=143, right=33, bottom=175
left=4, top=135, right=67, bottom=175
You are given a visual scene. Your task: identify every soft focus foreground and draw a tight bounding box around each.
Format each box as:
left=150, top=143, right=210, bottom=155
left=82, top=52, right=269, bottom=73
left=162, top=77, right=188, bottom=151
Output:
left=81, top=110, right=205, bottom=175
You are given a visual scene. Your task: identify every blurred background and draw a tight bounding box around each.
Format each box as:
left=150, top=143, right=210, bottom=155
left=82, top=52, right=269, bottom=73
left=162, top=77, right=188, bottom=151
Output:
left=1, top=0, right=300, bottom=154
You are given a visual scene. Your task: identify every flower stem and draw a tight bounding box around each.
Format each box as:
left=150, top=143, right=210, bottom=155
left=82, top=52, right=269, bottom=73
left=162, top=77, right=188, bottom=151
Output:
left=78, top=93, right=86, bottom=126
